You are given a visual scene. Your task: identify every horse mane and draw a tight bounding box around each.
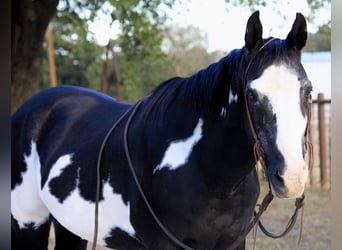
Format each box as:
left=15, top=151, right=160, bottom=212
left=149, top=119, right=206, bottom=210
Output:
left=141, top=37, right=294, bottom=123
left=142, top=48, right=246, bottom=121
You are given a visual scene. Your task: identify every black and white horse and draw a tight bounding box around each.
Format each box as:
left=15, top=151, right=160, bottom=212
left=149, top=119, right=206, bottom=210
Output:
left=11, top=11, right=312, bottom=250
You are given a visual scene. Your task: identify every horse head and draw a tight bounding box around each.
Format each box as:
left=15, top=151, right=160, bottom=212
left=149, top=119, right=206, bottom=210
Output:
left=243, top=11, right=312, bottom=198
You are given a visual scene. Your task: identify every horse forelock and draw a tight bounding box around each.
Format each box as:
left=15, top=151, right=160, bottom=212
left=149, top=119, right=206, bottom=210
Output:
left=245, top=38, right=305, bottom=82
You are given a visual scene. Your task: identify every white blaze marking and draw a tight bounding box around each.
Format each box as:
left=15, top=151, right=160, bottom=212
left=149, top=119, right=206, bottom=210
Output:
left=40, top=154, right=135, bottom=245
left=250, top=65, right=308, bottom=196
left=250, top=65, right=307, bottom=164
left=153, top=118, right=204, bottom=173
left=11, top=141, right=50, bottom=229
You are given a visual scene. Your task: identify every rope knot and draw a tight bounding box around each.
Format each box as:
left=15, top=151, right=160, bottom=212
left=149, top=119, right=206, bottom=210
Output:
left=295, top=194, right=305, bottom=209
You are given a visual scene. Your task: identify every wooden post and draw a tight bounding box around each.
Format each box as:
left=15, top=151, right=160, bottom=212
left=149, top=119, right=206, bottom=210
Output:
left=108, top=40, right=122, bottom=101
left=318, top=93, right=328, bottom=188
left=101, top=49, right=109, bottom=94
left=47, top=25, right=57, bottom=87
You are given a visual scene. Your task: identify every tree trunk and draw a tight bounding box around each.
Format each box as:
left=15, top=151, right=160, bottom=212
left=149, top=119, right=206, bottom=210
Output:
left=11, top=0, right=59, bottom=113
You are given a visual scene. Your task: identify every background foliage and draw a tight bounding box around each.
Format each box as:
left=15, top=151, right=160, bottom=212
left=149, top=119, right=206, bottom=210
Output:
left=12, top=0, right=331, bottom=111
left=40, top=0, right=330, bottom=103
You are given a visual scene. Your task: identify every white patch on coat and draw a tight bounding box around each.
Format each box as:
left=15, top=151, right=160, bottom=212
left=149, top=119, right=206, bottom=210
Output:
left=153, top=118, right=204, bottom=173
left=229, top=90, right=238, bottom=104
left=220, top=107, right=227, bottom=117
left=11, top=141, right=50, bottom=229
left=40, top=154, right=135, bottom=246
left=250, top=65, right=308, bottom=197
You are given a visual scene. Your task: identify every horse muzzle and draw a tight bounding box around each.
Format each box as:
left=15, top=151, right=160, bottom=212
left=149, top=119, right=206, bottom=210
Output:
left=268, top=159, right=309, bottom=199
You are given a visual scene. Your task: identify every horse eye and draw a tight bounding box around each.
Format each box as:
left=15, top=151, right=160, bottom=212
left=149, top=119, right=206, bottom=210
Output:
left=247, top=90, right=258, bottom=103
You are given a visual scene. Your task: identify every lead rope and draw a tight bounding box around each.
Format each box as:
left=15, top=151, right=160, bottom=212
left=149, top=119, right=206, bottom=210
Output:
left=257, top=195, right=305, bottom=239
left=256, top=95, right=313, bottom=244
left=91, top=101, right=145, bottom=250
left=255, top=94, right=313, bottom=245
left=91, top=98, right=193, bottom=250
left=122, top=99, right=194, bottom=250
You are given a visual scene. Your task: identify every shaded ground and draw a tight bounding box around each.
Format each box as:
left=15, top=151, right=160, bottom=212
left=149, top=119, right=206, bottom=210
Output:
left=48, top=185, right=330, bottom=250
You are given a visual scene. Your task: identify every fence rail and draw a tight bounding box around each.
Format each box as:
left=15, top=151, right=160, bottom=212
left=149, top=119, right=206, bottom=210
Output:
left=310, top=93, right=331, bottom=189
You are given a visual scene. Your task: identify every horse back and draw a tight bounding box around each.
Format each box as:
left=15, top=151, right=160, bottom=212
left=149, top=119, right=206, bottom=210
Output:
left=11, top=85, right=130, bottom=193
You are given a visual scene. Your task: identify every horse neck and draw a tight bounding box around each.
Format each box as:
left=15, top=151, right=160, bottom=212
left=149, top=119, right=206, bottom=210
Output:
left=189, top=50, right=256, bottom=191
left=197, top=110, right=255, bottom=194
left=184, top=49, right=247, bottom=118
left=136, top=49, right=255, bottom=190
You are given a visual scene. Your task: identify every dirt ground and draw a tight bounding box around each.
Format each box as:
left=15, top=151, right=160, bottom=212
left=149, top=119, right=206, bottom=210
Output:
left=48, top=185, right=330, bottom=250
left=245, top=185, right=331, bottom=250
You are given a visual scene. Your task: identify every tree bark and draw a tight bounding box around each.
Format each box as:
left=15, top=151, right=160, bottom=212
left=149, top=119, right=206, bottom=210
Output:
left=11, top=0, right=59, bottom=113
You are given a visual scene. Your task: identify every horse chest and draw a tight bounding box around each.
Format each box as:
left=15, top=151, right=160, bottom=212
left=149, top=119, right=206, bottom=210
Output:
left=130, top=168, right=259, bottom=249
left=191, top=170, right=259, bottom=244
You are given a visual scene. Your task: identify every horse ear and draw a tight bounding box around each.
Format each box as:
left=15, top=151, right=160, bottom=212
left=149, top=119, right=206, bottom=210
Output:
left=245, top=10, right=263, bottom=51
left=286, top=13, right=307, bottom=50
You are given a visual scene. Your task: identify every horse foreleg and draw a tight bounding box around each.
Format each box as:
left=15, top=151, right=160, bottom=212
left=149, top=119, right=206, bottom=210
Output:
left=11, top=215, right=51, bottom=250
left=52, top=218, right=88, bottom=250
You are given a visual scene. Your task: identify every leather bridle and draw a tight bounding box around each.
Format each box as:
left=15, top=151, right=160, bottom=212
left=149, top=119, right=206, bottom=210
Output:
left=243, top=37, right=313, bottom=171
left=239, top=37, right=313, bottom=249
left=91, top=38, right=313, bottom=250
left=243, top=38, right=277, bottom=167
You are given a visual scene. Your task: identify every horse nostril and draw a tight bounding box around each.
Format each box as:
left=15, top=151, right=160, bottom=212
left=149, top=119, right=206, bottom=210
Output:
left=275, top=170, right=284, bottom=184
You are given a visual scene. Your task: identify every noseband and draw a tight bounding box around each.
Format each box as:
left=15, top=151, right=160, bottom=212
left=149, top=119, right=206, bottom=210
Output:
left=91, top=39, right=313, bottom=250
